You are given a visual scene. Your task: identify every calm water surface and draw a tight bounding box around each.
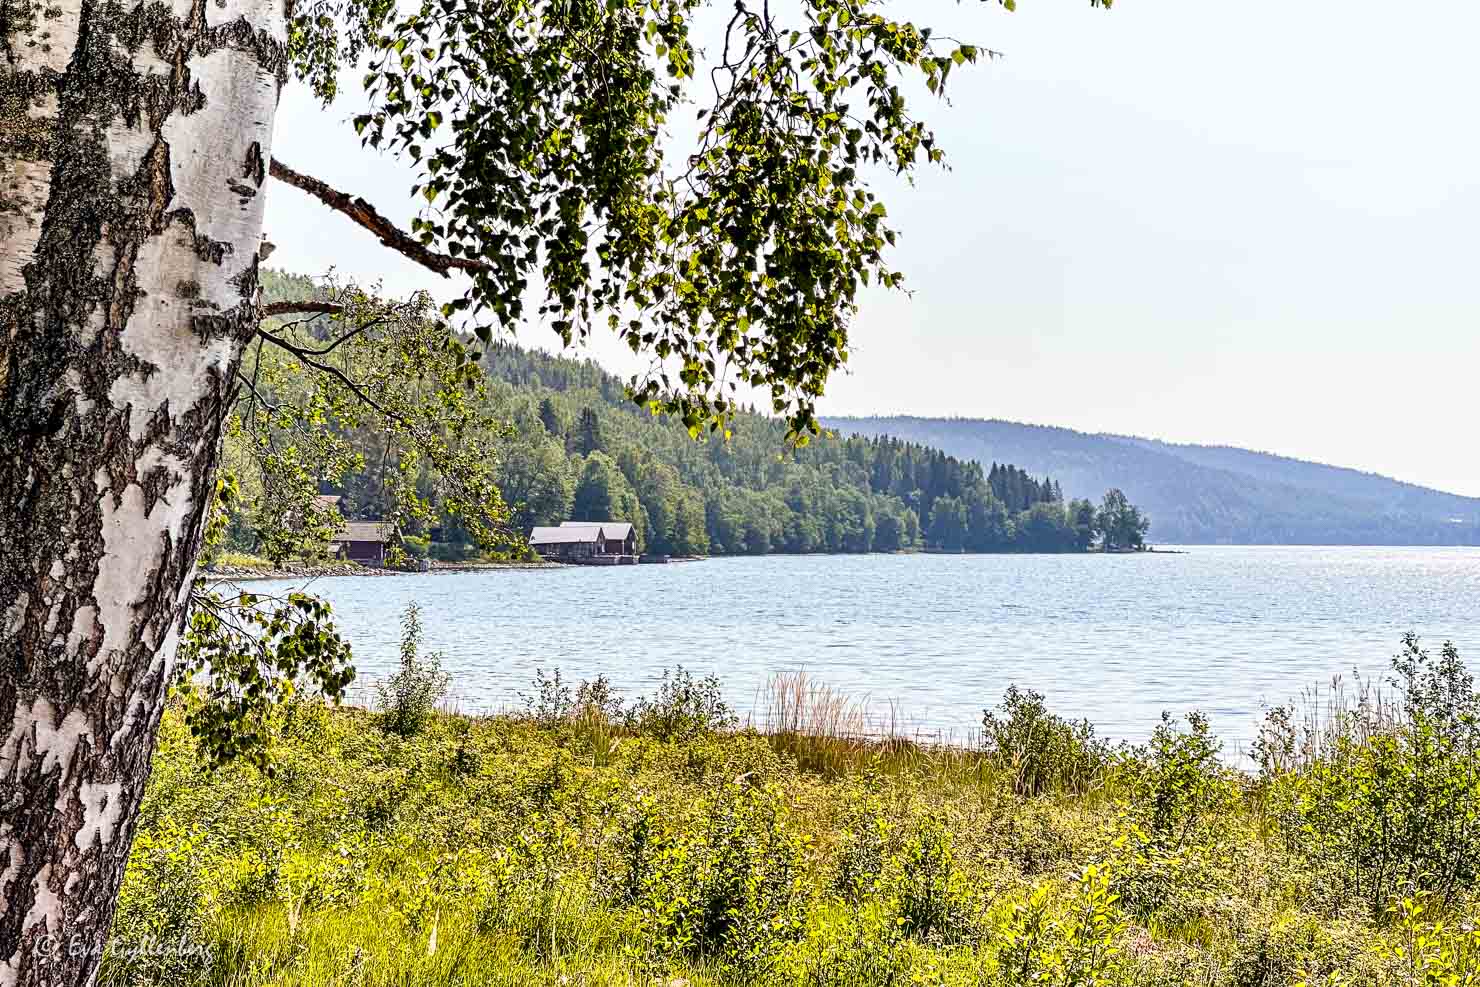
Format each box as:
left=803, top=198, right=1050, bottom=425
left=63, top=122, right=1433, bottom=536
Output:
left=251, top=546, right=1480, bottom=757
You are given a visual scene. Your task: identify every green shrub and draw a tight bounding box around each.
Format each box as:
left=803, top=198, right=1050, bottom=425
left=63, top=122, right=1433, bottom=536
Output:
left=983, top=685, right=1110, bottom=797
left=428, top=539, right=480, bottom=562
left=1103, top=711, right=1242, bottom=927
left=1106, top=818, right=1240, bottom=933
left=449, top=719, right=482, bottom=776
left=521, top=669, right=624, bottom=724
left=994, top=865, right=1127, bottom=987
left=573, top=674, right=624, bottom=721
left=607, top=794, right=661, bottom=908
left=1131, top=711, right=1236, bottom=848
left=1251, top=701, right=1301, bottom=780
left=477, top=817, right=581, bottom=958
left=1302, top=893, right=1480, bottom=986
left=662, top=729, right=791, bottom=789
left=520, top=666, right=577, bottom=726
left=520, top=668, right=734, bottom=745
left=834, top=792, right=896, bottom=901
left=99, top=822, right=213, bottom=986
left=624, top=781, right=809, bottom=970
left=626, top=665, right=736, bottom=741
left=1270, top=636, right=1480, bottom=915
left=376, top=602, right=449, bottom=736
left=1376, top=892, right=1480, bottom=986
left=896, top=815, right=975, bottom=945
left=991, top=798, right=1089, bottom=878
left=1229, top=910, right=1370, bottom=987
left=777, top=899, right=909, bottom=987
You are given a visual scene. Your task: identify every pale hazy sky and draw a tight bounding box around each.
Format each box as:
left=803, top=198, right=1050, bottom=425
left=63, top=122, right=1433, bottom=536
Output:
left=265, top=1, right=1480, bottom=496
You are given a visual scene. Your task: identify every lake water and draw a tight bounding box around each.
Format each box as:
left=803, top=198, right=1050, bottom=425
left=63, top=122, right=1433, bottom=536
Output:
left=248, top=546, right=1480, bottom=759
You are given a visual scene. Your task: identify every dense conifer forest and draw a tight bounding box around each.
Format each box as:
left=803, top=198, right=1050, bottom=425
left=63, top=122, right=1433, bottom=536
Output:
left=479, top=340, right=1148, bottom=556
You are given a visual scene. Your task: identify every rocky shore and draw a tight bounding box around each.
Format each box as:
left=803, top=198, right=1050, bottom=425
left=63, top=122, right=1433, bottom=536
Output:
left=201, top=560, right=400, bottom=582
left=202, top=558, right=560, bottom=582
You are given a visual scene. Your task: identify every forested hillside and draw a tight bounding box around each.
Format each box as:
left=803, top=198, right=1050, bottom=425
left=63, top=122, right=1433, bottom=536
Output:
left=235, top=273, right=1147, bottom=559
left=477, top=344, right=1148, bottom=555
left=825, top=416, right=1480, bottom=545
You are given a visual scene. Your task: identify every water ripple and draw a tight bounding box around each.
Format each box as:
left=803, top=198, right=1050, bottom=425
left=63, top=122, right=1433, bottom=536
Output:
left=251, top=546, right=1480, bottom=756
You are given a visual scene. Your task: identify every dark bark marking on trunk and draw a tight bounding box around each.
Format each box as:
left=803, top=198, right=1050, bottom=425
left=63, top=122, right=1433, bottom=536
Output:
left=243, top=138, right=263, bottom=186
left=0, top=69, right=56, bottom=167
left=0, top=0, right=44, bottom=67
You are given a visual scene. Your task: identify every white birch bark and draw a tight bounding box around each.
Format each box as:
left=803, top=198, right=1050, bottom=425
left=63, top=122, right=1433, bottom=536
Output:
left=0, top=0, right=284, bottom=977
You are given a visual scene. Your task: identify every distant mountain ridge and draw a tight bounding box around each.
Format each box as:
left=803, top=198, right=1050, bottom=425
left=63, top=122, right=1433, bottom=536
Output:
left=822, top=416, right=1480, bottom=545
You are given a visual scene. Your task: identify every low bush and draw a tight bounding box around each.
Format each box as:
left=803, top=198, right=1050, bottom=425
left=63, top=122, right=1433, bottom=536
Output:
left=1267, top=635, right=1480, bottom=915
left=775, top=899, right=909, bottom=986
left=994, top=865, right=1127, bottom=987
left=519, top=666, right=579, bottom=726
left=622, top=780, right=810, bottom=971
left=428, top=540, right=481, bottom=562
left=895, top=814, right=976, bottom=945
left=1302, top=893, right=1480, bottom=986
left=983, top=685, right=1111, bottom=796
left=834, top=791, right=896, bottom=901
left=626, top=665, right=737, bottom=741
left=1129, top=710, right=1239, bottom=848
left=99, top=822, right=214, bottom=986
left=375, top=602, right=449, bottom=736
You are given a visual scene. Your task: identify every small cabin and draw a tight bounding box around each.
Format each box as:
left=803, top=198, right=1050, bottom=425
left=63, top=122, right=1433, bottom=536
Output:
left=529, top=525, right=604, bottom=560
left=528, top=521, right=638, bottom=562
left=558, top=521, right=637, bottom=556
left=330, top=520, right=395, bottom=565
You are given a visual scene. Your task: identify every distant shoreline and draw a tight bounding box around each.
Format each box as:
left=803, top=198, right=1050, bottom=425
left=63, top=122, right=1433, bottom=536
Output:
left=204, top=549, right=1184, bottom=583
left=201, top=559, right=560, bottom=583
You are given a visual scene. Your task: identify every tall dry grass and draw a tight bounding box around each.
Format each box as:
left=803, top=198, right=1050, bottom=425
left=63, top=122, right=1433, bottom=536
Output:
left=755, top=671, right=994, bottom=782
left=1253, top=671, right=1403, bottom=775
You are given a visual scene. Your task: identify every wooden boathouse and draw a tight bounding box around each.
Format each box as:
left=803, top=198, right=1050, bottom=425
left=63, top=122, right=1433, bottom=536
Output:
left=329, top=520, right=396, bottom=565
left=528, top=521, right=639, bottom=564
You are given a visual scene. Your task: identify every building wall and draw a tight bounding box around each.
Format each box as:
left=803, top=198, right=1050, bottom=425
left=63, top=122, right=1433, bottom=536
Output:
left=533, top=532, right=643, bottom=559
left=344, top=540, right=385, bottom=565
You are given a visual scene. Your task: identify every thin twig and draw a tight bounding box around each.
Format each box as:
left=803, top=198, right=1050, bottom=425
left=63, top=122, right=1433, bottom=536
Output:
left=254, top=326, right=415, bottom=432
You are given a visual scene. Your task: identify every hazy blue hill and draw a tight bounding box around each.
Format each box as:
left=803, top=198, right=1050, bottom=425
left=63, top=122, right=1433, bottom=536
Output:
left=822, top=416, right=1480, bottom=545
left=1118, top=437, right=1480, bottom=519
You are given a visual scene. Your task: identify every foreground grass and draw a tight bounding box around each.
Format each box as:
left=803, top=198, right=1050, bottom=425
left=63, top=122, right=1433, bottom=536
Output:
left=106, top=653, right=1480, bottom=987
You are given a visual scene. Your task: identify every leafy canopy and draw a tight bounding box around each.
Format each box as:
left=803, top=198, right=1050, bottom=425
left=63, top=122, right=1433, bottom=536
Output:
left=290, top=0, right=1108, bottom=438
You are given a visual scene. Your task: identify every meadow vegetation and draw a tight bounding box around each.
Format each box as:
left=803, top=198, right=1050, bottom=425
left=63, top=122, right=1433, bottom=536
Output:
left=103, top=628, right=1480, bottom=986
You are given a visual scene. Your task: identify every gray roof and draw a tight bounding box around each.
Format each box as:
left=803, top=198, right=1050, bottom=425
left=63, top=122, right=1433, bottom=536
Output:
left=332, top=520, right=394, bottom=543
left=559, top=521, right=634, bottom=540
left=529, top=526, right=601, bottom=545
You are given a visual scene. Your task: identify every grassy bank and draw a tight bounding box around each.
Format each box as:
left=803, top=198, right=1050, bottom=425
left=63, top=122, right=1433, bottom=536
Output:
left=106, top=638, right=1480, bottom=986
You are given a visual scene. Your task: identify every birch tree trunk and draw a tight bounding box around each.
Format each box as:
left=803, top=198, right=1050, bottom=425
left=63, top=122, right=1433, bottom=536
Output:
left=0, top=0, right=284, bottom=977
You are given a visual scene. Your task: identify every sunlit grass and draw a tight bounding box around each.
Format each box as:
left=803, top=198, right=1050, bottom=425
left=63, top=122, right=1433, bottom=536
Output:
left=104, top=647, right=1480, bottom=987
